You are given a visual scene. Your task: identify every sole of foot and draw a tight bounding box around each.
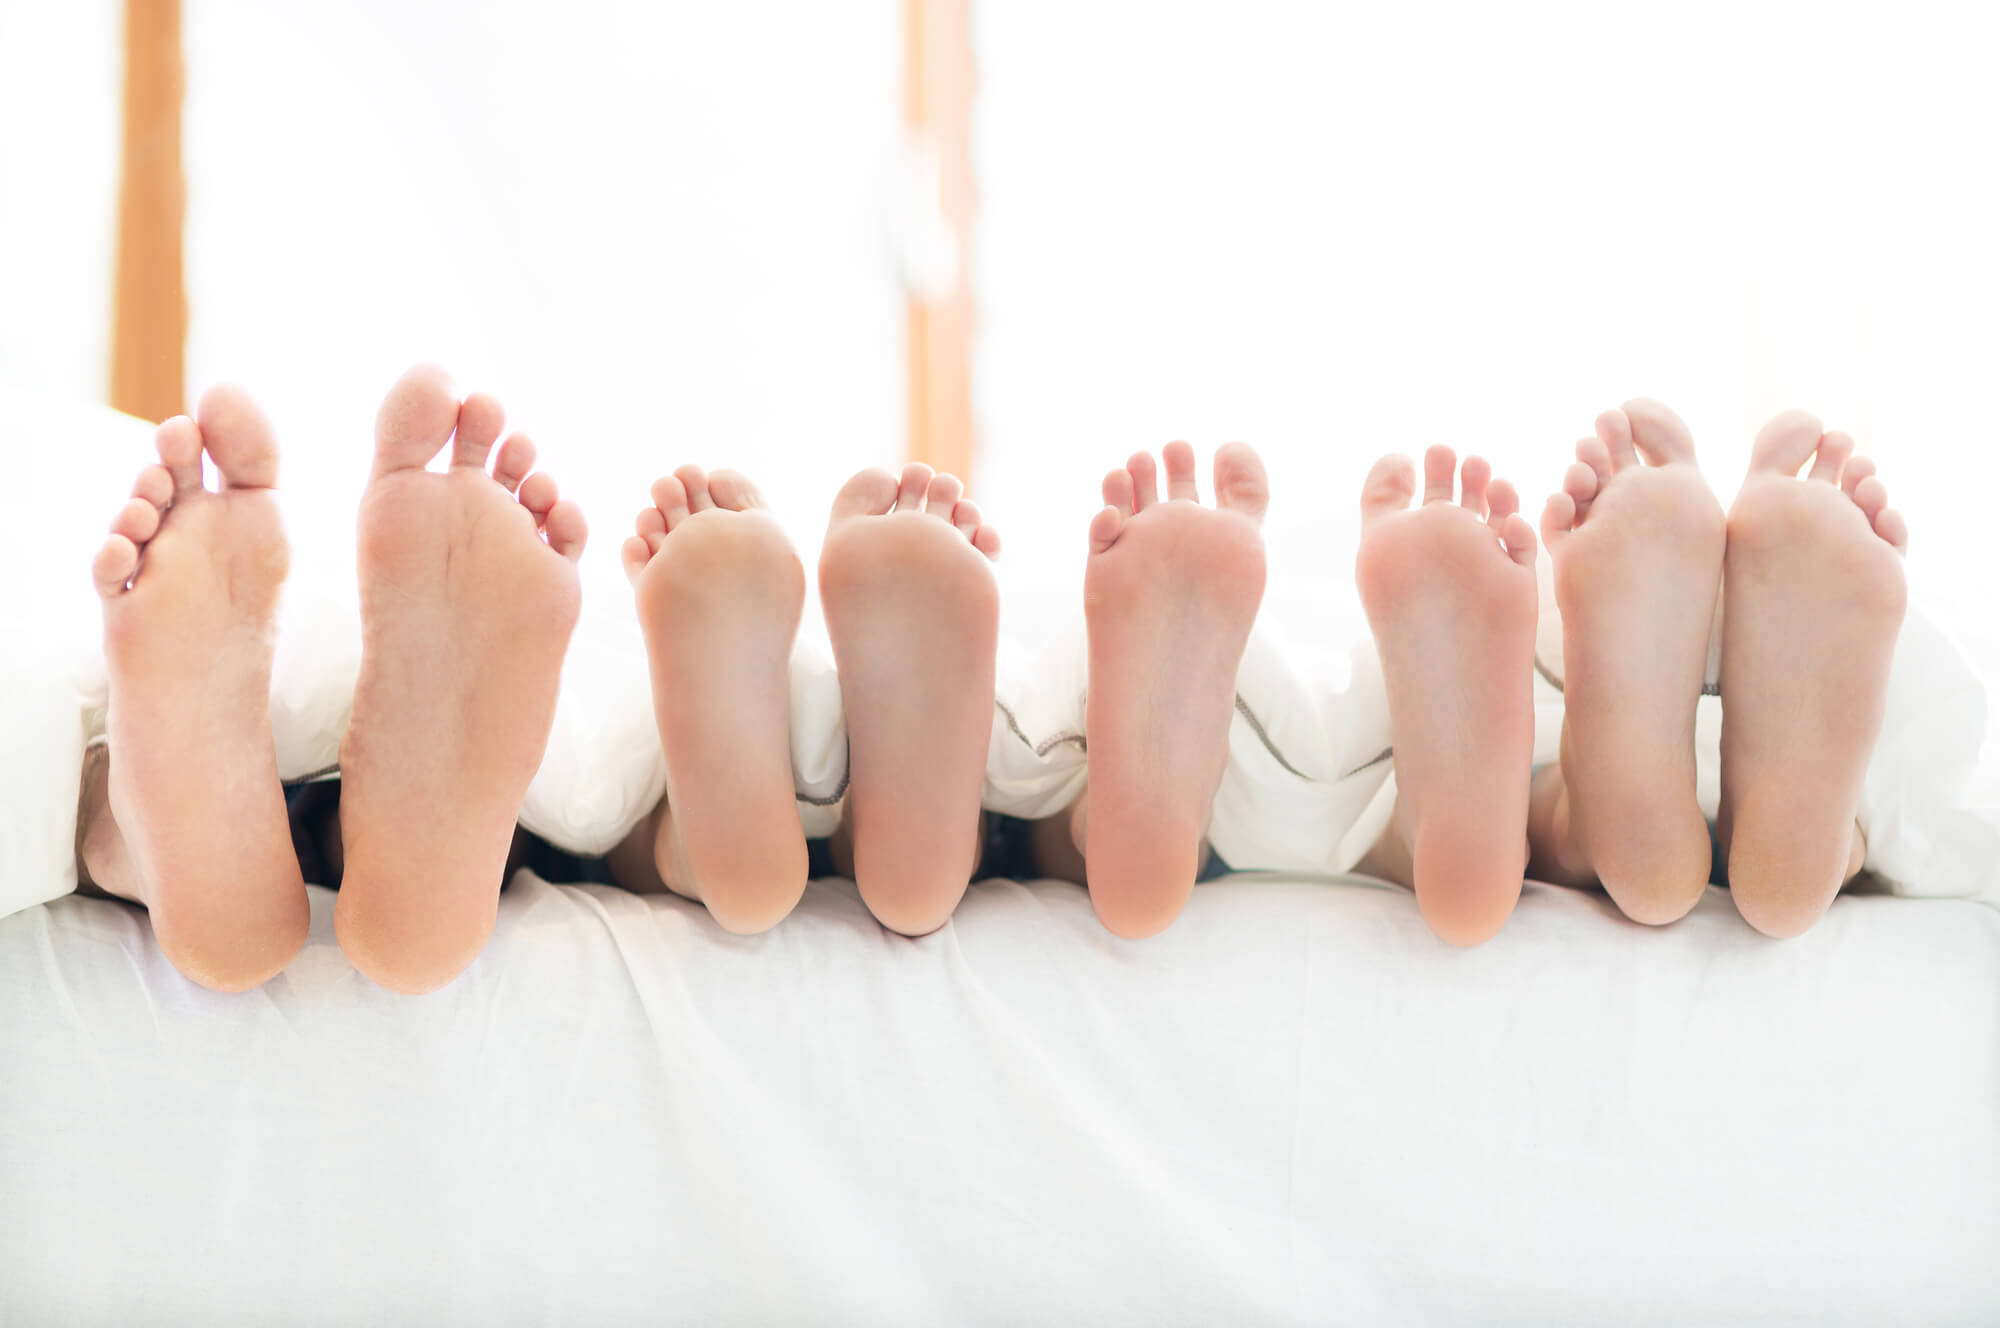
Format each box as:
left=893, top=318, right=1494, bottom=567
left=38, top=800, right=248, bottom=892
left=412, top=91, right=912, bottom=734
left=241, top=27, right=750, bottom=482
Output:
left=819, top=464, right=1000, bottom=936
left=1719, top=411, right=1906, bottom=938
left=1539, top=400, right=1725, bottom=924
left=332, top=365, right=586, bottom=993
left=1355, top=446, right=1539, bottom=946
left=1079, top=441, right=1267, bottom=938
left=93, top=387, right=308, bottom=991
left=624, top=465, right=808, bottom=933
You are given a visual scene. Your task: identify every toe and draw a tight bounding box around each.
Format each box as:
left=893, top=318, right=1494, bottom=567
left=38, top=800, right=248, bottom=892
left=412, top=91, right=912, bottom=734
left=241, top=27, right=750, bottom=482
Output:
left=132, top=463, right=174, bottom=509
left=195, top=384, right=280, bottom=489
left=450, top=392, right=505, bottom=471
left=1360, top=454, right=1417, bottom=522
left=1421, top=445, right=1457, bottom=504
left=1874, top=507, right=1909, bottom=552
left=831, top=467, right=900, bottom=520
left=110, top=496, right=161, bottom=545
left=1840, top=455, right=1876, bottom=498
left=1595, top=408, right=1641, bottom=469
left=1088, top=505, right=1125, bottom=555
left=1212, top=442, right=1269, bottom=520
left=925, top=471, right=964, bottom=516
left=896, top=463, right=934, bottom=511
left=1541, top=491, right=1577, bottom=550
left=1748, top=409, right=1826, bottom=477
left=706, top=469, right=764, bottom=512
left=1621, top=398, right=1698, bottom=465
left=156, top=415, right=205, bottom=494
left=544, top=499, right=588, bottom=561
left=1576, top=436, right=1614, bottom=492
left=92, top=535, right=140, bottom=597
left=650, top=475, right=691, bottom=530
left=621, top=535, right=652, bottom=583
left=1486, top=477, right=1520, bottom=522
left=1498, top=512, right=1538, bottom=568
left=519, top=471, right=559, bottom=518
left=1809, top=430, right=1853, bottom=484
left=1459, top=455, right=1492, bottom=513
left=492, top=433, right=537, bottom=493
left=952, top=499, right=984, bottom=542
left=1851, top=475, right=1890, bottom=523
left=1102, top=467, right=1136, bottom=518
left=675, top=464, right=714, bottom=513
left=635, top=504, right=668, bottom=547
left=373, top=364, right=460, bottom=477
left=972, top=523, right=1001, bottom=559
left=1127, top=451, right=1159, bottom=510
left=1162, top=440, right=1199, bottom=502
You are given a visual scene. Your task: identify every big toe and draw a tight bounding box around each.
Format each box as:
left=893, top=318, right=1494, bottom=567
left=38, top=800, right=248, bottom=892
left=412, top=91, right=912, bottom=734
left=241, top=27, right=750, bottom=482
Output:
left=195, top=384, right=281, bottom=489
left=1621, top=398, right=1698, bottom=465
left=1748, top=409, right=1826, bottom=477
left=1359, top=454, right=1417, bottom=523
left=1213, top=442, right=1269, bottom=520
left=373, top=364, right=461, bottom=477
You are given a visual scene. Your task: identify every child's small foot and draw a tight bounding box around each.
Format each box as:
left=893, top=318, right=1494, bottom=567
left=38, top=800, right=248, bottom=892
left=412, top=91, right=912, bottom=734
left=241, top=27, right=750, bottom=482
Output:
left=1537, top=401, right=1724, bottom=924
left=1079, top=442, right=1267, bottom=938
left=1355, top=447, right=1538, bottom=946
left=333, top=366, right=586, bottom=993
left=93, top=388, right=307, bottom=991
left=1719, top=412, right=1905, bottom=937
left=623, top=466, right=808, bottom=933
left=819, top=464, right=1000, bottom=935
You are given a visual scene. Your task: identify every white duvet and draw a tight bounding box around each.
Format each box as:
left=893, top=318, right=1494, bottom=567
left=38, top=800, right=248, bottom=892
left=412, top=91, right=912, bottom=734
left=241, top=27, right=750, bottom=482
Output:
left=3, top=391, right=1995, bottom=919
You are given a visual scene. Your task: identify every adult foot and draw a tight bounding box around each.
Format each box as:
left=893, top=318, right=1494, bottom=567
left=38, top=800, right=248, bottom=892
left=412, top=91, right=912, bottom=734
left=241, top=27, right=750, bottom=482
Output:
left=1718, top=412, right=1905, bottom=938
left=333, top=366, right=586, bottom=993
left=819, top=464, right=1000, bottom=935
left=91, top=387, right=308, bottom=991
left=1076, top=442, right=1267, bottom=938
left=622, top=466, right=808, bottom=933
left=1534, top=401, right=1724, bottom=924
left=1355, top=446, right=1538, bottom=946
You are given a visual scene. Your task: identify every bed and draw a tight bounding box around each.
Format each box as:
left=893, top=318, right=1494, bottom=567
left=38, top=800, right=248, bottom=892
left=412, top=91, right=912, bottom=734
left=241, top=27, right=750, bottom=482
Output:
left=3, top=391, right=1996, bottom=1324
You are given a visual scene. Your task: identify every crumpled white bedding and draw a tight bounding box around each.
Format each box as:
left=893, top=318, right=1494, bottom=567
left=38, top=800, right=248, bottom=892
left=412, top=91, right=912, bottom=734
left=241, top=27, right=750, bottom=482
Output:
left=3, top=873, right=1996, bottom=1324
left=3, top=391, right=1996, bottom=921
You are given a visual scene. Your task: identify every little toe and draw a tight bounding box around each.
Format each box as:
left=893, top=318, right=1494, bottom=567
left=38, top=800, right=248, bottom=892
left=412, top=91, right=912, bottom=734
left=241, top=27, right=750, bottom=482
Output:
left=132, top=464, right=174, bottom=510
left=1621, top=398, right=1698, bottom=465
left=1459, top=455, right=1493, bottom=513
left=110, top=497, right=161, bottom=546
left=156, top=415, right=205, bottom=494
left=1421, top=445, right=1458, bottom=504
left=1748, top=409, right=1826, bottom=477
left=519, top=471, right=559, bottom=519
left=952, top=499, right=984, bottom=542
left=650, top=475, right=692, bottom=529
left=1809, top=430, right=1854, bottom=484
left=1840, top=455, right=1876, bottom=498
left=492, top=433, right=537, bottom=493
left=373, top=364, right=461, bottom=478
left=1486, top=478, right=1520, bottom=522
left=621, top=535, right=652, bottom=583
left=1851, top=475, right=1890, bottom=522
left=544, top=499, right=588, bottom=561
left=92, top=535, right=140, bottom=598
left=195, top=384, right=281, bottom=489
left=451, top=392, right=506, bottom=471
left=1128, top=452, right=1159, bottom=510
left=924, top=471, right=964, bottom=517
left=706, top=469, right=764, bottom=512
left=1213, top=442, right=1269, bottom=520
left=1875, top=507, right=1909, bottom=552
left=1088, top=505, right=1125, bottom=555
left=1541, top=491, right=1578, bottom=550
left=896, top=463, right=934, bottom=512
left=674, top=464, right=715, bottom=513
left=1102, top=467, right=1136, bottom=518
left=1595, top=408, right=1641, bottom=469
left=972, top=523, right=1001, bottom=560
left=1498, top=512, right=1538, bottom=568
left=1360, top=454, right=1418, bottom=522
left=831, top=467, right=901, bottom=519
left=1162, top=440, right=1200, bottom=502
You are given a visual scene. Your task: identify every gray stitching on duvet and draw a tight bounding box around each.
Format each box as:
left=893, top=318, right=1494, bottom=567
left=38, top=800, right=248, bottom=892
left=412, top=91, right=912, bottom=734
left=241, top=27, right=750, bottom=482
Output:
left=995, top=698, right=1087, bottom=758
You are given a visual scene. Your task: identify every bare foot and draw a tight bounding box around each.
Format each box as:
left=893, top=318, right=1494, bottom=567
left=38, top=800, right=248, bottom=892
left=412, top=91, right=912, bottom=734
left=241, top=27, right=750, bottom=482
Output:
left=620, top=466, right=808, bottom=933
left=1074, top=442, right=1267, bottom=938
left=89, top=387, right=307, bottom=991
left=1354, top=447, right=1538, bottom=946
left=1532, top=401, right=1725, bottom=924
left=1718, top=412, right=1906, bottom=938
left=819, top=464, right=1000, bottom=935
left=332, top=366, right=586, bottom=993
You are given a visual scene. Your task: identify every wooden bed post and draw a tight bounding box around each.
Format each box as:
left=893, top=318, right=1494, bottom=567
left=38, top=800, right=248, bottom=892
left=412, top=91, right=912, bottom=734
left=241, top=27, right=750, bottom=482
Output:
left=903, top=0, right=976, bottom=481
left=109, top=0, right=187, bottom=423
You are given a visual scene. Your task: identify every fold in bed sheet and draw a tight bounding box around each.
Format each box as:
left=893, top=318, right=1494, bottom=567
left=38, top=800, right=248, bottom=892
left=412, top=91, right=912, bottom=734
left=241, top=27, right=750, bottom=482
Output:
left=3, top=874, right=1996, bottom=1324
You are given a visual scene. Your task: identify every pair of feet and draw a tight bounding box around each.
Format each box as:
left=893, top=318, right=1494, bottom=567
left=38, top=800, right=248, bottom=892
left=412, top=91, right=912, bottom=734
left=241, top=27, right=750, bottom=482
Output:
left=618, top=439, right=1269, bottom=943
left=1356, top=400, right=1906, bottom=944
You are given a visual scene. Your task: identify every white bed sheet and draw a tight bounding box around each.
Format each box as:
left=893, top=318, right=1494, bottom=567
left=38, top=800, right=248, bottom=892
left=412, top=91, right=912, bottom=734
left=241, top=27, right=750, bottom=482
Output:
left=4, top=873, right=1996, bottom=1325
